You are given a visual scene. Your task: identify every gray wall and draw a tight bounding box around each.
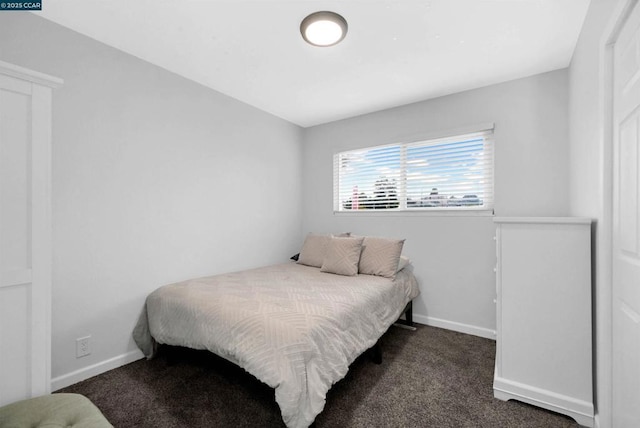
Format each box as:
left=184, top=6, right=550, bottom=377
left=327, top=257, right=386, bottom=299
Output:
left=302, top=69, right=569, bottom=337
left=0, top=13, right=303, bottom=385
left=0, top=12, right=573, bottom=390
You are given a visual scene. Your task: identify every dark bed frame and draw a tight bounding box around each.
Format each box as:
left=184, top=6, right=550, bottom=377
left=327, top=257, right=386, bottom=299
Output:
left=369, top=300, right=414, bottom=364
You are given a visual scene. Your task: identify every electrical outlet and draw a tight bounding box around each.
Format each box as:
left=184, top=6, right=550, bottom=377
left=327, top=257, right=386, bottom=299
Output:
left=76, top=336, right=91, bottom=358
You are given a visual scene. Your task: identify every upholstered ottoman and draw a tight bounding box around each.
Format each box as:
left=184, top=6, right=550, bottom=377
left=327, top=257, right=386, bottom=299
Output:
left=0, top=393, right=112, bottom=428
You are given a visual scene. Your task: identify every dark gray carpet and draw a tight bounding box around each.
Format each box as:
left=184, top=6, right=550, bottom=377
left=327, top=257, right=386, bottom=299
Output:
left=59, top=324, right=578, bottom=427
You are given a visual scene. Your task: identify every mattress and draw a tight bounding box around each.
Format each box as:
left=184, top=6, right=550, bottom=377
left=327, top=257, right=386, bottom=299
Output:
left=133, top=262, right=419, bottom=428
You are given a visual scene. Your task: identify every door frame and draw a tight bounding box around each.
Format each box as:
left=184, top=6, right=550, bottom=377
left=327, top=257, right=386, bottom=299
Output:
left=600, top=1, right=639, bottom=427
left=0, top=60, right=62, bottom=402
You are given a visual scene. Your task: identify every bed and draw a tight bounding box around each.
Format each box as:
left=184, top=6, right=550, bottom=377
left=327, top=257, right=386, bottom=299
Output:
left=133, top=234, right=419, bottom=428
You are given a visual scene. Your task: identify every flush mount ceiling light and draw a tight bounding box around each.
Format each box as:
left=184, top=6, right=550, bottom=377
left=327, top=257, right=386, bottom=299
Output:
left=300, top=11, right=348, bottom=47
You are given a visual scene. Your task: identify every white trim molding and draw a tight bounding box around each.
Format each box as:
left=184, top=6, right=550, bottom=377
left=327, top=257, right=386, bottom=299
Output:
left=51, top=349, right=145, bottom=391
left=494, top=377, right=595, bottom=427
left=413, top=314, right=496, bottom=340
left=0, top=60, right=63, bottom=88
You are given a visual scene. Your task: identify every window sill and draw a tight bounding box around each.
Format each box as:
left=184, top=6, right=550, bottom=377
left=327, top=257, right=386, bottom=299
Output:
left=333, top=209, right=494, bottom=217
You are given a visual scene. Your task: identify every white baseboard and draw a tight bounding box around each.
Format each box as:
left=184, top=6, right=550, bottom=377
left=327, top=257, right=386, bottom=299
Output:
left=51, top=349, right=145, bottom=391
left=49, top=317, right=493, bottom=391
left=413, top=314, right=496, bottom=340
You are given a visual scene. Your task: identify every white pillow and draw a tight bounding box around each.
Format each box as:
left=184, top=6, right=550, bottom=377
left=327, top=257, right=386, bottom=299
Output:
left=397, top=255, right=411, bottom=272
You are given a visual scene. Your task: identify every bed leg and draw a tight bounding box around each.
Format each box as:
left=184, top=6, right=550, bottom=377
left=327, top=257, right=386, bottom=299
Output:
left=162, top=345, right=179, bottom=366
left=405, top=300, right=413, bottom=327
left=371, top=341, right=382, bottom=365
left=393, top=301, right=417, bottom=331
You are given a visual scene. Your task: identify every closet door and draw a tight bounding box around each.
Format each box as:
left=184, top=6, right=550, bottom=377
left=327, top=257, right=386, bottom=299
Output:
left=0, top=61, right=61, bottom=406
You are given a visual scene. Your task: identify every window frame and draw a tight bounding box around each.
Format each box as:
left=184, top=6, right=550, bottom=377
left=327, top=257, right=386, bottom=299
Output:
left=333, top=126, right=495, bottom=215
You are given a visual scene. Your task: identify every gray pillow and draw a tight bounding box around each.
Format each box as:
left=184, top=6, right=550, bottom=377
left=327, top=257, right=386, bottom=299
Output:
left=297, top=232, right=350, bottom=267
left=358, top=236, right=405, bottom=278
left=320, top=236, right=364, bottom=276
left=297, top=233, right=329, bottom=267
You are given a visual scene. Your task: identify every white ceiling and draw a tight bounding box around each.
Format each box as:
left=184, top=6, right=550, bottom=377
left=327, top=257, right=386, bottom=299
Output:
left=36, top=0, right=590, bottom=128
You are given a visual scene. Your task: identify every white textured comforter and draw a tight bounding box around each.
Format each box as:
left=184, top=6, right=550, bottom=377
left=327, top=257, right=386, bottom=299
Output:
left=133, top=262, right=419, bottom=428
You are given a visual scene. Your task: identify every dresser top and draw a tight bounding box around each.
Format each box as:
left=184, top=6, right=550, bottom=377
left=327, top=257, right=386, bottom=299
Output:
left=493, top=217, right=593, bottom=225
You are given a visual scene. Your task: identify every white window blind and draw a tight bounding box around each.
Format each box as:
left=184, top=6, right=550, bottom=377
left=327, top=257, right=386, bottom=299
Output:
left=334, top=129, right=494, bottom=212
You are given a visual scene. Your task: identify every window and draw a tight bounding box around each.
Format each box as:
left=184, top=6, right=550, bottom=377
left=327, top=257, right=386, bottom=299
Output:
left=334, top=129, right=494, bottom=212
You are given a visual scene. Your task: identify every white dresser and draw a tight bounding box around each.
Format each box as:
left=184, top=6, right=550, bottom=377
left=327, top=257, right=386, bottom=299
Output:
left=493, top=217, right=594, bottom=427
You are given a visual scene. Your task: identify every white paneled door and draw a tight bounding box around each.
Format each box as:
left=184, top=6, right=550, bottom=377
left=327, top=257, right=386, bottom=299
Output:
left=613, top=2, right=640, bottom=426
left=0, top=61, right=61, bottom=406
